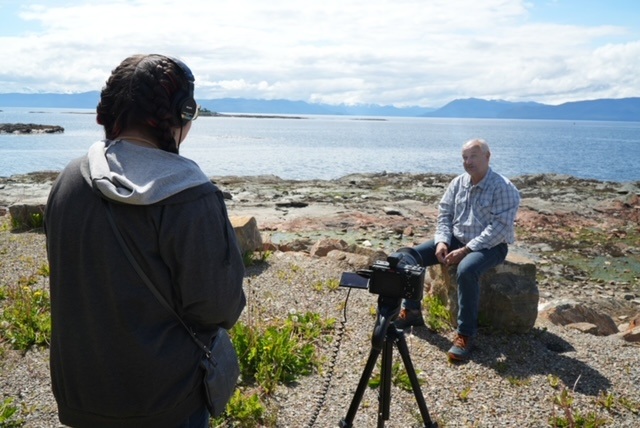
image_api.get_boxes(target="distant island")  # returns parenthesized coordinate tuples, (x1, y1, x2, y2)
(0, 92, 638, 121)
(0, 123, 64, 134)
(198, 108, 387, 121)
(199, 108, 305, 120)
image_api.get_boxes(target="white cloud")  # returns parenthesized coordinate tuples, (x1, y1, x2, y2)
(0, 0, 638, 107)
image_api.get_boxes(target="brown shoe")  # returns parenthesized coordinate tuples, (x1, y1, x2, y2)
(447, 334, 474, 361)
(394, 308, 425, 329)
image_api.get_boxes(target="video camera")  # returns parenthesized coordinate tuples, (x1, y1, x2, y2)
(340, 247, 425, 301)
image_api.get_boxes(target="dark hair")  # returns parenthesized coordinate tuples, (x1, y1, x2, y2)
(96, 54, 194, 154)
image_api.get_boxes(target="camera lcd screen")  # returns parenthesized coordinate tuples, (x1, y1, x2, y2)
(339, 272, 369, 289)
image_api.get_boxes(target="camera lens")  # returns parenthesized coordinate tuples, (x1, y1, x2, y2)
(390, 247, 423, 267)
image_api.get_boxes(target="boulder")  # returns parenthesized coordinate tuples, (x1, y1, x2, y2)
(310, 238, 349, 257)
(261, 236, 279, 252)
(229, 216, 263, 254)
(621, 325, 640, 343)
(326, 250, 370, 270)
(8, 204, 45, 229)
(427, 253, 538, 333)
(566, 322, 600, 335)
(321, 243, 388, 270)
(278, 238, 313, 253)
(629, 313, 640, 329)
(538, 300, 618, 336)
(350, 246, 388, 267)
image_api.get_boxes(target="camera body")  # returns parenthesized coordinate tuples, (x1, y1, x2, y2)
(369, 259, 425, 301)
(340, 247, 425, 301)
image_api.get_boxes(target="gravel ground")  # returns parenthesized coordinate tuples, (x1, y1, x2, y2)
(1, 172, 639, 427)
(1, 228, 639, 427)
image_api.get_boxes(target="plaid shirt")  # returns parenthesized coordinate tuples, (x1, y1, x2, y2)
(434, 168, 520, 251)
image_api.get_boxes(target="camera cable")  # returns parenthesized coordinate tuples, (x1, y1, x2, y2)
(304, 287, 352, 428)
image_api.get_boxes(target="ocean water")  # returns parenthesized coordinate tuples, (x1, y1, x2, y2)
(1, 107, 639, 182)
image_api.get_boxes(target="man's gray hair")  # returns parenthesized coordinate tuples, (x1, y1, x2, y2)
(463, 138, 490, 154)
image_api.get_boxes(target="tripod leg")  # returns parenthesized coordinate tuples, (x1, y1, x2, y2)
(339, 346, 382, 428)
(377, 337, 394, 427)
(395, 332, 436, 427)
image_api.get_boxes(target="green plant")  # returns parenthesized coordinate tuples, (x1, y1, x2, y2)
(0, 397, 24, 427)
(0, 280, 51, 351)
(368, 305, 377, 317)
(507, 376, 530, 387)
(368, 361, 423, 392)
(594, 391, 640, 416)
(212, 389, 267, 427)
(36, 262, 50, 277)
(423, 295, 453, 332)
(457, 386, 472, 402)
(231, 311, 332, 394)
(242, 250, 273, 267)
(287, 310, 335, 339)
(31, 212, 44, 228)
(618, 396, 640, 414)
(596, 392, 616, 412)
(312, 278, 340, 292)
(10, 212, 44, 231)
(548, 374, 561, 389)
(326, 278, 340, 291)
(549, 387, 609, 427)
(242, 251, 254, 266)
(275, 264, 301, 283)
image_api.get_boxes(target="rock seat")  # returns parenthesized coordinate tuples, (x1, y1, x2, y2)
(427, 253, 538, 333)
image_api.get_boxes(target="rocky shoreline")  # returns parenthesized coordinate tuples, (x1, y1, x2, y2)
(1, 170, 639, 320)
(1, 171, 639, 427)
(225, 173, 639, 302)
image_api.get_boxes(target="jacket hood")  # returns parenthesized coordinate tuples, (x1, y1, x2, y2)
(87, 139, 211, 205)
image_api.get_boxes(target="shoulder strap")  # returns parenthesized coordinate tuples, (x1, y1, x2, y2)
(103, 200, 212, 357)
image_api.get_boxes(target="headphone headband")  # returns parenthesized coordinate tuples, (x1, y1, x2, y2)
(164, 55, 194, 83)
(152, 54, 197, 125)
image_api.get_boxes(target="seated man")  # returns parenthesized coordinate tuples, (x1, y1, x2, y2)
(395, 138, 520, 361)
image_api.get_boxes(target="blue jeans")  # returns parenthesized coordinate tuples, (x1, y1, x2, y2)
(403, 238, 508, 337)
(175, 405, 210, 428)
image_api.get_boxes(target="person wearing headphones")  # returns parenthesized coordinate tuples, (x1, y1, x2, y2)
(45, 54, 246, 427)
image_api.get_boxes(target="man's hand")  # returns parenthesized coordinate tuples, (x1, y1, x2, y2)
(444, 246, 471, 266)
(435, 242, 449, 264)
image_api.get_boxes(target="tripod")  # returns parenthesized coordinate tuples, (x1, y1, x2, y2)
(339, 295, 437, 428)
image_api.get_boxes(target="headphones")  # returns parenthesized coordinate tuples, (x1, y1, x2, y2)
(158, 55, 198, 126)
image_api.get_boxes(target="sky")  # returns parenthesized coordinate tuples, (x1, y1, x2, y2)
(0, 0, 638, 108)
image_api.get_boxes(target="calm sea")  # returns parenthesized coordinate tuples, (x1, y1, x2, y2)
(1, 107, 639, 182)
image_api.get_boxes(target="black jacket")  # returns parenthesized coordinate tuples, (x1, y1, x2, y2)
(45, 144, 246, 428)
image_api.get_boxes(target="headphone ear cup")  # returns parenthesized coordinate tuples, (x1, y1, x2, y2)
(171, 90, 197, 126)
(180, 97, 198, 125)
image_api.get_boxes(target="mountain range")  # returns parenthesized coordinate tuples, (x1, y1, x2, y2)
(0, 92, 638, 121)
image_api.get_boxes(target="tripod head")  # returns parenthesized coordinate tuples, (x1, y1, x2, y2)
(372, 295, 403, 350)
